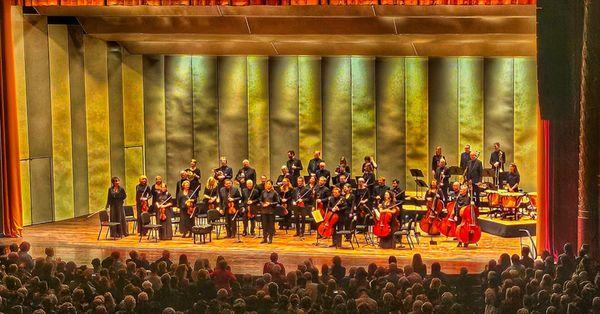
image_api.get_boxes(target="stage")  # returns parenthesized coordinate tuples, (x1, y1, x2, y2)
(1, 213, 532, 276)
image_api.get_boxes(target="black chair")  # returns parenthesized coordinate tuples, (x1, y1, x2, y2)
(355, 214, 375, 246)
(207, 209, 227, 239)
(394, 217, 415, 249)
(124, 205, 137, 234)
(98, 210, 121, 240)
(139, 212, 161, 243)
(172, 208, 181, 234)
(336, 219, 360, 249)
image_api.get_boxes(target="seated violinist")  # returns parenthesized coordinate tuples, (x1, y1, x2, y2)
(504, 163, 520, 192)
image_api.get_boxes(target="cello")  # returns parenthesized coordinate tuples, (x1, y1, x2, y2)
(318, 196, 343, 238)
(440, 200, 457, 237)
(373, 200, 402, 238)
(419, 182, 443, 235)
(456, 183, 482, 246)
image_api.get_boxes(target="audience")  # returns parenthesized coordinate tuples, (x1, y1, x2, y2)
(0, 241, 596, 313)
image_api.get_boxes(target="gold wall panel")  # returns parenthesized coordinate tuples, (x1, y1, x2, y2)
(298, 56, 322, 167)
(125, 147, 144, 205)
(122, 53, 144, 147)
(428, 58, 458, 166)
(247, 56, 270, 178)
(405, 57, 429, 186)
(142, 55, 167, 179)
(20, 160, 31, 226)
(351, 57, 376, 177)
(107, 43, 125, 183)
(484, 58, 514, 165)
(458, 57, 484, 154)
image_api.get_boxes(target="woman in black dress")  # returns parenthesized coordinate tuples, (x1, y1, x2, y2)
(278, 178, 294, 230)
(178, 180, 197, 238)
(135, 175, 151, 235)
(105, 177, 127, 238)
(155, 184, 173, 240)
(202, 177, 219, 214)
(377, 190, 399, 249)
(151, 176, 164, 214)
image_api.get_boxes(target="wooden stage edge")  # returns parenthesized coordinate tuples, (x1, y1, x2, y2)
(1, 214, 533, 276)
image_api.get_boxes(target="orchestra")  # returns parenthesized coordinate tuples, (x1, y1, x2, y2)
(121, 141, 533, 250)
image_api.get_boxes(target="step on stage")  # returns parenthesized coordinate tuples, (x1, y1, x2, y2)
(0, 213, 532, 276)
(478, 216, 536, 238)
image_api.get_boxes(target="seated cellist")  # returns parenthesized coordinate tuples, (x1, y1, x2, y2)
(377, 190, 399, 249)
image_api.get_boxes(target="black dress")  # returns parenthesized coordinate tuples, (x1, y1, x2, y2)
(106, 186, 127, 237)
(155, 192, 173, 240)
(178, 190, 196, 235)
(135, 184, 152, 234)
(202, 187, 219, 214)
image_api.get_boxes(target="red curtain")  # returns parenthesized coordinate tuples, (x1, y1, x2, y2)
(0, 1, 23, 237)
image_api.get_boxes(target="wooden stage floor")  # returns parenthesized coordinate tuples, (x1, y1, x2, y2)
(1, 214, 531, 276)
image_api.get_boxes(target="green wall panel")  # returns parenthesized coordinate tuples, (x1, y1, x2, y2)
(48, 24, 74, 221)
(12, 7, 28, 160)
(218, 57, 248, 170)
(122, 54, 144, 147)
(376, 57, 406, 185)
(513, 58, 538, 192)
(30, 158, 53, 224)
(458, 58, 484, 155)
(20, 160, 31, 226)
(67, 25, 89, 217)
(107, 43, 125, 185)
(269, 57, 299, 178)
(247, 56, 270, 178)
(351, 57, 376, 177)
(125, 147, 144, 205)
(484, 58, 514, 166)
(143, 55, 167, 180)
(84, 36, 111, 212)
(192, 56, 218, 181)
(23, 15, 52, 158)
(428, 58, 458, 167)
(322, 57, 352, 169)
(298, 56, 322, 167)
(165, 56, 194, 187)
(405, 57, 429, 186)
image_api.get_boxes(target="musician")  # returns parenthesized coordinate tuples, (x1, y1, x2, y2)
(105, 177, 127, 238)
(448, 182, 461, 201)
(354, 178, 371, 221)
(505, 163, 520, 192)
(236, 159, 256, 189)
(431, 146, 445, 177)
(373, 177, 390, 206)
(257, 175, 268, 193)
(135, 175, 151, 235)
(308, 151, 323, 176)
(242, 179, 260, 236)
(151, 176, 164, 213)
(390, 179, 405, 214)
(314, 176, 331, 211)
(278, 178, 295, 230)
(464, 151, 483, 206)
(460, 145, 471, 170)
(186, 159, 202, 191)
(327, 186, 348, 247)
(362, 163, 376, 193)
(377, 190, 399, 249)
(293, 176, 312, 237)
(425, 180, 443, 204)
(177, 180, 197, 238)
(276, 166, 292, 187)
(286, 150, 303, 187)
(490, 142, 506, 186)
(341, 183, 356, 232)
(155, 183, 173, 240)
(333, 157, 351, 185)
(335, 174, 349, 189)
(219, 179, 242, 238)
(215, 157, 233, 187)
(455, 185, 471, 247)
(434, 159, 451, 201)
(202, 177, 219, 214)
(261, 180, 280, 244)
(361, 156, 378, 174)
(175, 171, 188, 199)
(315, 162, 331, 187)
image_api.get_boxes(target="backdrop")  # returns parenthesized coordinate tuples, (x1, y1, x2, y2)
(12, 12, 538, 225)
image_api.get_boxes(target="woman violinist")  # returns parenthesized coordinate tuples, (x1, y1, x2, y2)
(151, 176, 164, 213)
(202, 177, 219, 214)
(278, 178, 295, 230)
(178, 180, 197, 238)
(155, 183, 173, 240)
(135, 175, 151, 235)
(376, 190, 399, 249)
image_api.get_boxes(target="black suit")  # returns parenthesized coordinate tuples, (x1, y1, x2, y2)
(464, 159, 483, 206)
(286, 158, 303, 186)
(235, 167, 256, 186)
(219, 186, 242, 237)
(315, 169, 331, 187)
(308, 158, 323, 175)
(460, 152, 471, 170)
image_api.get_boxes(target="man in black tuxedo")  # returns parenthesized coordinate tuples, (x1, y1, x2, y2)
(460, 145, 471, 170)
(464, 151, 483, 206)
(286, 150, 303, 187)
(315, 162, 331, 187)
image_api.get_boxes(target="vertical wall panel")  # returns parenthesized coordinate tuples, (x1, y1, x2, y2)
(20, 161, 31, 226)
(513, 58, 538, 191)
(122, 53, 144, 199)
(458, 58, 484, 155)
(351, 57, 376, 176)
(269, 57, 298, 177)
(298, 56, 322, 167)
(48, 24, 74, 221)
(192, 56, 218, 181)
(165, 56, 194, 188)
(68, 25, 89, 217)
(30, 158, 53, 224)
(428, 58, 458, 167)
(11, 7, 28, 159)
(484, 58, 515, 166)
(107, 43, 125, 185)
(247, 56, 269, 178)
(376, 57, 406, 186)
(322, 57, 352, 168)
(143, 55, 167, 180)
(405, 58, 429, 186)
(218, 57, 248, 170)
(84, 36, 111, 211)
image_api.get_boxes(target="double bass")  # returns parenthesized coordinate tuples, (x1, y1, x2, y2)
(318, 197, 343, 238)
(420, 183, 443, 235)
(440, 200, 457, 237)
(456, 183, 482, 245)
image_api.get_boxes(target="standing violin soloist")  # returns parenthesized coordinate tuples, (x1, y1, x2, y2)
(105, 177, 127, 238)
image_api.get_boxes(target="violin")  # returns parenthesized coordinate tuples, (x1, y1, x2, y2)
(373, 201, 401, 238)
(246, 187, 257, 219)
(456, 184, 482, 245)
(317, 197, 343, 238)
(157, 195, 172, 222)
(227, 189, 237, 215)
(419, 186, 443, 235)
(139, 185, 150, 213)
(186, 185, 202, 216)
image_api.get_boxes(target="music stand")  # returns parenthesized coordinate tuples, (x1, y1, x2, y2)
(415, 179, 428, 197)
(410, 168, 425, 195)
